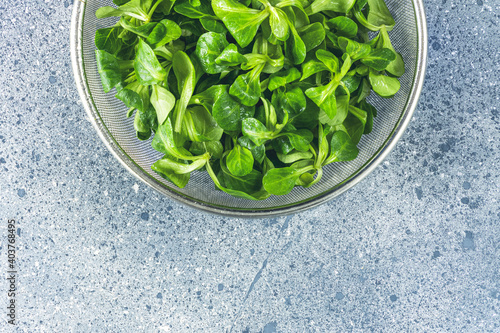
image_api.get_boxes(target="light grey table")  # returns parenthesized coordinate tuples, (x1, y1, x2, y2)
(1, 0, 499, 331)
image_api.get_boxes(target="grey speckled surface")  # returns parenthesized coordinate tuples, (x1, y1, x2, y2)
(0, 0, 499, 332)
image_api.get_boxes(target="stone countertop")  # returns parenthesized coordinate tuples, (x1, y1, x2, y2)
(0, 0, 498, 331)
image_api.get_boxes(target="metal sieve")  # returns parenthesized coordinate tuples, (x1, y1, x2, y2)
(70, 0, 427, 217)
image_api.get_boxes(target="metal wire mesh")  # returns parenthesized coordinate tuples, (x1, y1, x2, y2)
(72, 0, 427, 215)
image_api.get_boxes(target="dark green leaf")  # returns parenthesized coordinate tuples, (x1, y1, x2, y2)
(341, 71, 361, 94)
(220, 159, 262, 193)
(318, 94, 349, 126)
(337, 37, 371, 61)
(343, 112, 364, 144)
(179, 19, 205, 36)
(316, 49, 339, 73)
(268, 67, 301, 91)
(308, 13, 328, 27)
(134, 109, 152, 140)
(272, 86, 307, 121)
(285, 27, 307, 65)
(116, 41, 137, 60)
(189, 141, 224, 159)
(152, 157, 191, 188)
(95, 27, 122, 54)
(263, 167, 299, 195)
(272, 136, 294, 155)
(327, 16, 357, 38)
(269, 7, 290, 41)
(206, 159, 270, 200)
(195, 32, 229, 74)
(156, 0, 176, 15)
(215, 44, 247, 67)
(238, 136, 266, 164)
(154, 156, 209, 176)
(134, 39, 167, 85)
(212, 0, 270, 47)
(305, 80, 338, 119)
(95, 50, 123, 93)
(242, 118, 274, 146)
(348, 105, 368, 126)
(358, 99, 376, 134)
(262, 165, 314, 195)
(368, 70, 400, 97)
(115, 81, 149, 112)
(297, 22, 326, 52)
(376, 26, 405, 76)
(119, 17, 157, 37)
(282, 129, 314, 151)
(152, 118, 198, 160)
(229, 69, 262, 106)
(277, 150, 314, 164)
(355, 78, 371, 103)
(146, 19, 182, 48)
(325, 130, 359, 163)
(189, 0, 201, 7)
(190, 84, 226, 110)
(172, 51, 196, 132)
(353, 0, 395, 32)
(288, 6, 310, 29)
(227, 145, 254, 176)
(291, 98, 320, 129)
(183, 106, 224, 142)
(174, 0, 215, 18)
(96, 0, 150, 22)
(140, 104, 159, 132)
(305, 0, 356, 15)
(325, 31, 339, 49)
(360, 48, 396, 71)
(200, 17, 228, 33)
(247, 36, 285, 74)
(151, 84, 176, 125)
(300, 59, 329, 81)
(212, 87, 255, 131)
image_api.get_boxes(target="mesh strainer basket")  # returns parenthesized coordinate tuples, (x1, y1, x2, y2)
(70, 0, 427, 217)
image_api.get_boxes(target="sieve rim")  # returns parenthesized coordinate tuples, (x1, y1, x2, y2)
(70, 1, 428, 218)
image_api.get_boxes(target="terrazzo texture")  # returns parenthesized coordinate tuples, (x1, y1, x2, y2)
(0, 0, 499, 331)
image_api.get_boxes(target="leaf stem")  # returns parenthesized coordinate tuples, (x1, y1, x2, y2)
(147, 0, 165, 19)
(304, 167, 323, 187)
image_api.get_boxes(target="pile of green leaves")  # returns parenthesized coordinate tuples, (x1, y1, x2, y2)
(94, 0, 404, 199)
